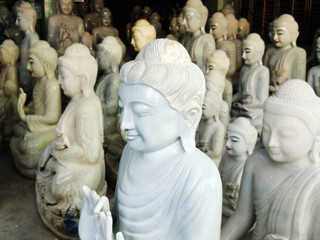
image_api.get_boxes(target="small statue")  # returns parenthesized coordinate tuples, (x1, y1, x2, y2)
(221, 3, 235, 16)
(81, 31, 95, 56)
(79, 39, 222, 240)
(264, 14, 306, 93)
(237, 18, 250, 40)
(92, 7, 119, 48)
(15, 1, 39, 97)
(0, 40, 19, 142)
(307, 36, 320, 96)
(219, 117, 257, 225)
(131, 19, 156, 52)
(166, 16, 178, 41)
(96, 36, 125, 189)
(36, 44, 107, 239)
(84, 0, 104, 32)
(10, 41, 61, 179)
(221, 80, 320, 239)
(182, 0, 216, 74)
(232, 33, 269, 136)
(0, 5, 22, 45)
(47, 0, 85, 51)
(209, 12, 237, 82)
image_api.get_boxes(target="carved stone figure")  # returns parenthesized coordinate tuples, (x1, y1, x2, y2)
(81, 31, 95, 56)
(232, 33, 269, 136)
(125, 5, 141, 44)
(92, 8, 119, 48)
(131, 19, 156, 52)
(237, 18, 250, 40)
(96, 36, 125, 189)
(79, 39, 222, 240)
(219, 117, 257, 225)
(221, 80, 320, 240)
(15, 1, 39, 97)
(307, 36, 320, 96)
(0, 5, 22, 45)
(182, 0, 216, 74)
(221, 4, 235, 16)
(0, 40, 19, 142)
(264, 14, 306, 93)
(141, 6, 152, 20)
(47, 0, 84, 52)
(10, 41, 61, 179)
(84, 0, 104, 33)
(150, 12, 164, 38)
(176, 13, 188, 43)
(209, 12, 237, 82)
(166, 17, 178, 41)
(36, 44, 107, 239)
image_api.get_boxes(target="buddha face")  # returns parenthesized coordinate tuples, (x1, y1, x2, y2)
(271, 25, 293, 48)
(58, 65, 82, 98)
(209, 21, 224, 40)
(119, 83, 181, 152)
(27, 53, 45, 78)
(15, 12, 29, 32)
(242, 44, 260, 66)
(131, 30, 145, 52)
(169, 17, 177, 35)
(316, 37, 320, 63)
(60, 0, 73, 15)
(101, 10, 111, 27)
(93, 0, 104, 13)
(201, 93, 220, 120)
(225, 131, 248, 157)
(183, 7, 201, 34)
(263, 111, 314, 163)
(176, 15, 186, 35)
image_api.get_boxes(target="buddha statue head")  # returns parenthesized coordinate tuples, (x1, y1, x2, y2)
(183, 0, 208, 34)
(225, 13, 238, 39)
(141, 6, 152, 20)
(271, 14, 299, 48)
(27, 41, 58, 79)
(226, 117, 257, 157)
(78, 2, 89, 18)
(100, 7, 113, 27)
(221, 3, 235, 16)
(209, 12, 228, 41)
(119, 39, 205, 152)
(91, 0, 104, 14)
(56, 0, 73, 15)
(242, 33, 265, 66)
(169, 17, 178, 36)
(130, 5, 141, 23)
(97, 36, 122, 73)
(131, 19, 156, 52)
(263, 79, 320, 163)
(202, 89, 222, 121)
(316, 37, 320, 63)
(206, 49, 230, 83)
(237, 18, 250, 40)
(58, 44, 97, 98)
(176, 13, 186, 36)
(15, 2, 37, 33)
(0, 40, 19, 66)
(0, 5, 11, 28)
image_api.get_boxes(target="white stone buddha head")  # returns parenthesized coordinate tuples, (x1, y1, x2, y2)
(225, 13, 238, 39)
(237, 18, 250, 40)
(119, 39, 205, 152)
(206, 49, 230, 87)
(97, 36, 122, 73)
(209, 12, 228, 41)
(242, 33, 265, 66)
(15, 2, 37, 32)
(0, 39, 19, 66)
(131, 19, 156, 52)
(183, 0, 208, 34)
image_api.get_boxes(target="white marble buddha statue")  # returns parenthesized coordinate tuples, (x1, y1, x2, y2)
(264, 14, 306, 93)
(47, 0, 84, 51)
(237, 18, 250, 40)
(15, 1, 39, 96)
(221, 79, 320, 240)
(10, 41, 61, 179)
(232, 33, 269, 137)
(219, 117, 257, 226)
(36, 44, 107, 239)
(182, 0, 216, 74)
(84, 0, 104, 32)
(307, 36, 320, 96)
(131, 19, 156, 52)
(209, 12, 237, 82)
(79, 39, 222, 240)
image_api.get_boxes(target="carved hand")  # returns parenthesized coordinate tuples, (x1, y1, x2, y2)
(17, 88, 27, 121)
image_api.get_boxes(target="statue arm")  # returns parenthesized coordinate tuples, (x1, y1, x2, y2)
(105, 77, 121, 116)
(293, 49, 307, 80)
(307, 68, 315, 87)
(226, 45, 237, 78)
(210, 125, 225, 159)
(255, 68, 270, 105)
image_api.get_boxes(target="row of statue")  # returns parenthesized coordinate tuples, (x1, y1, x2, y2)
(0, 0, 320, 239)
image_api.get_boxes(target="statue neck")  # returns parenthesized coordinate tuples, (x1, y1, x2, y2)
(231, 153, 248, 162)
(192, 29, 202, 38)
(25, 26, 35, 35)
(278, 44, 293, 51)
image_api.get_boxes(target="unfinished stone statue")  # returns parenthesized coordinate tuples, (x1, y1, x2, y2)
(182, 0, 216, 74)
(264, 14, 306, 93)
(92, 8, 119, 47)
(15, 1, 39, 96)
(84, 0, 104, 32)
(0, 5, 22, 45)
(79, 39, 222, 240)
(81, 31, 95, 56)
(219, 117, 257, 226)
(47, 0, 84, 51)
(36, 44, 107, 239)
(131, 19, 156, 52)
(10, 41, 61, 179)
(209, 12, 236, 82)
(232, 33, 269, 136)
(0, 40, 19, 142)
(307, 36, 320, 96)
(237, 18, 250, 40)
(96, 36, 125, 189)
(221, 79, 320, 240)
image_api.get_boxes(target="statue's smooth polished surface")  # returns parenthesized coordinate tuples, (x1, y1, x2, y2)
(79, 39, 222, 240)
(36, 44, 107, 239)
(307, 36, 320, 96)
(131, 19, 156, 52)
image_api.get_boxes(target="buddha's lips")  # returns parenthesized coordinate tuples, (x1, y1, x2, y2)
(274, 41, 280, 43)
(226, 147, 231, 151)
(29, 70, 33, 74)
(243, 59, 247, 61)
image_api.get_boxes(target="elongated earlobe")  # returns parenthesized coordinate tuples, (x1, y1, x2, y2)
(310, 135, 320, 163)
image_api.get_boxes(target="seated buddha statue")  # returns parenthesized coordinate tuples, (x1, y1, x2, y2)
(10, 41, 61, 179)
(36, 44, 107, 239)
(307, 36, 320, 96)
(222, 80, 320, 240)
(79, 39, 222, 240)
(84, 0, 104, 33)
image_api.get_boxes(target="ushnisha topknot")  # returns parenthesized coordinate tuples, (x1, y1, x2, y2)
(264, 79, 320, 134)
(120, 39, 205, 113)
(227, 117, 257, 146)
